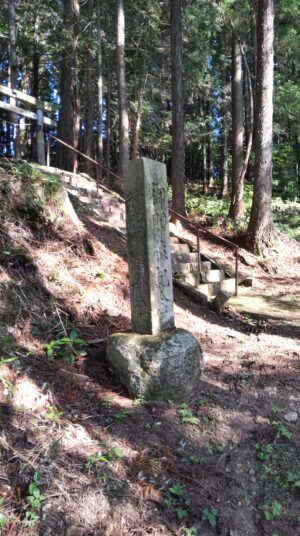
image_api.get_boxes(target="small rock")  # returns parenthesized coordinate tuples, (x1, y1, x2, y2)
(249, 469, 255, 476)
(250, 476, 256, 483)
(284, 411, 298, 423)
(152, 421, 162, 433)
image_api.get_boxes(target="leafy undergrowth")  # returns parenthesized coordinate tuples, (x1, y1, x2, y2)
(185, 184, 300, 241)
(0, 161, 300, 535)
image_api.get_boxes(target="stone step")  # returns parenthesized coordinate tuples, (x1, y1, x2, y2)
(78, 194, 94, 205)
(200, 269, 225, 284)
(189, 252, 200, 263)
(220, 278, 236, 294)
(170, 236, 180, 244)
(197, 278, 236, 297)
(173, 278, 208, 306)
(176, 272, 200, 286)
(171, 243, 190, 254)
(172, 252, 191, 263)
(172, 262, 191, 275)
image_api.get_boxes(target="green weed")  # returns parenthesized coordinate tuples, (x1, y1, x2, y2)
(169, 482, 184, 497)
(263, 499, 282, 521)
(95, 270, 107, 280)
(285, 470, 300, 490)
(101, 396, 113, 408)
(180, 528, 197, 536)
(176, 507, 188, 520)
(45, 329, 87, 366)
(85, 446, 123, 471)
(110, 409, 132, 424)
(22, 470, 45, 528)
(50, 437, 62, 457)
(272, 421, 293, 440)
(202, 506, 218, 529)
(164, 482, 191, 521)
(178, 404, 199, 425)
(0, 497, 6, 528)
(46, 405, 64, 422)
(257, 444, 273, 461)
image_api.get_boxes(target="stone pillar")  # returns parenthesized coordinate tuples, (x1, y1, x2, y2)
(124, 158, 174, 335)
(106, 158, 203, 402)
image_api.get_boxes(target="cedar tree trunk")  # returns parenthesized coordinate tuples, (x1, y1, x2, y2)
(170, 0, 186, 219)
(246, 0, 276, 255)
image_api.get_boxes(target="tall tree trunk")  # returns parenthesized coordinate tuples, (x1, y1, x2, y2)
(132, 52, 148, 160)
(97, 0, 103, 180)
(30, 45, 39, 161)
(106, 80, 111, 176)
(116, 0, 130, 177)
(246, 0, 276, 255)
(170, 0, 186, 219)
(229, 36, 244, 220)
(202, 140, 208, 194)
(295, 134, 300, 186)
(8, 0, 17, 157)
(220, 130, 228, 199)
(207, 134, 213, 189)
(85, 0, 94, 176)
(56, 0, 80, 173)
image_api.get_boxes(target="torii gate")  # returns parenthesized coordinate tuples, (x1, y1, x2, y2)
(0, 84, 59, 165)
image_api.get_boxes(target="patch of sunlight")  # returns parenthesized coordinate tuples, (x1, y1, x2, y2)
(13, 377, 49, 411)
(61, 422, 99, 455)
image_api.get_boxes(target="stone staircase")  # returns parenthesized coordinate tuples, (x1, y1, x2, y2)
(170, 236, 237, 308)
(35, 164, 244, 310)
(38, 166, 127, 231)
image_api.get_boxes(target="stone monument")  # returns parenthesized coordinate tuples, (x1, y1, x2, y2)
(106, 158, 203, 402)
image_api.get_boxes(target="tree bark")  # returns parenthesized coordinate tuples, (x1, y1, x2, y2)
(85, 0, 94, 176)
(202, 140, 208, 194)
(116, 0, 130, 178)
(132, 52, 148, 160)
(170, 0, 186, 219)
(207, 133, 213, 189)
(56, 0, 80, 173)
(220, 119, 229, 198)
(30, 45, 39, 161)
(229, 35, 244, 220)
(84, 0, 95, 175)
(106, 80, 111, 177)
(295, 134, 300, 186)
(246, 0, 276, 255)
(96, 0, 103, 180)
(8, 0, 17, 157)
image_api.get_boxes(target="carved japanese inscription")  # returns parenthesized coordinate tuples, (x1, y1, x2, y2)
(124, 158, 174, 335)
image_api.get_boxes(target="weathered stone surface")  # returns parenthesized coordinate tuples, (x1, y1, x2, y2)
(106, 328, 203, 402)
(174, 279, 208, 305)
(210, 291, 231, 313)
(200, 269, 225, 283)
(124, 158, 174, 335)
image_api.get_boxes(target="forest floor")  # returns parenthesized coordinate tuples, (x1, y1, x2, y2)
(0, 164, 300, 536)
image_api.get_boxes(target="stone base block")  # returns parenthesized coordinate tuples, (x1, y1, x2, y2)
(106, 328, 203, 402)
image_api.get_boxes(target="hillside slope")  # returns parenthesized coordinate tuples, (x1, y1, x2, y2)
(0, 161, 299, 536)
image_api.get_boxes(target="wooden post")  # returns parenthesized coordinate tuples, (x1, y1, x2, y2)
(36, 106, 45, 165)
(46, 139, 50, 167)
